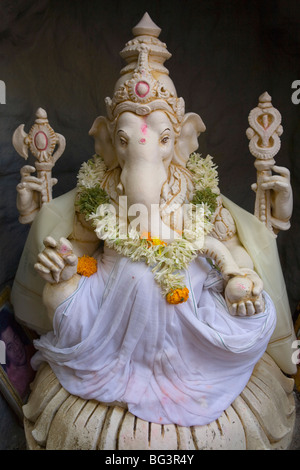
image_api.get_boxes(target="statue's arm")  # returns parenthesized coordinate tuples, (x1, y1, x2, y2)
(210, 198, 253, 268)
(209, 198, 265, 316)
(68, 209, 100, 257)
(35, 211, 100, 324)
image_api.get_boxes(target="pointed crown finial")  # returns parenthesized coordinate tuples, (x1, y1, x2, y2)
(132, 12, 161, 38)
(104, 14, 185, 132)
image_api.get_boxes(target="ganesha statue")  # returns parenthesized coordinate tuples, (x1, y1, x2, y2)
(11, 14, 296, 450)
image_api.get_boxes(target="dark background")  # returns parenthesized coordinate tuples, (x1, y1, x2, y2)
(0, 0, 300, 313)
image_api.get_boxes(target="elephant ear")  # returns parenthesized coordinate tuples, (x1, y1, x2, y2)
(89, 116, 118, 170)
(173, 113, 206, 166)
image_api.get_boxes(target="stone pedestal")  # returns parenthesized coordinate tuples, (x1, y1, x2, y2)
(22, 353, 295, 450)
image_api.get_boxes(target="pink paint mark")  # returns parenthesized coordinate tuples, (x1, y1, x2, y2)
(59, 244, 69, 254)
(237, 283, 246, 290)
(141, 122, 148, 135)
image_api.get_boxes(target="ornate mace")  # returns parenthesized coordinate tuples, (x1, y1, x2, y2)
(246, 92, 283, 234)
(13, 108, 65, 221)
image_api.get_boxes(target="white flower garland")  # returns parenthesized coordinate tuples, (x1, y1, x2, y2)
(187, 153, 220, 195)
(77, 155, 107, 189)
(76, 153, 219, 302)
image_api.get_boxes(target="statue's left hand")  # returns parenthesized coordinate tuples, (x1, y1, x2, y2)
(224, 269, 264, 316)
(252, 165, 293, 223)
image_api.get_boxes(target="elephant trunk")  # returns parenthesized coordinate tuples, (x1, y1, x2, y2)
(120, 161, 167, 238)
(201, 235, 243, 280)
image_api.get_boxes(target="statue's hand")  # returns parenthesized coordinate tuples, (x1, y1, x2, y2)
(17, 165, 57, 223)
(224, 269, 264, 316)
(17, 165, 45, 212)
(252, 165, 293, 223)
(34, 236, 78, 284)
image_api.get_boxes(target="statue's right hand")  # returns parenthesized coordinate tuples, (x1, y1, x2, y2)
(34, 236, 78, 284)
(17, 165, 45, 214)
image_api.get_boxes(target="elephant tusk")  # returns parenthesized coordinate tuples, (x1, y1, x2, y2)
(116, 182, 124, 195)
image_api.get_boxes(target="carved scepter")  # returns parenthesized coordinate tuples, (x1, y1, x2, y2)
(246, 92, 283, 234)
(13, 108, 65, 219)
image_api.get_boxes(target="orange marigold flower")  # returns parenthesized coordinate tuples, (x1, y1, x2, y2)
(166, 287, 189, 304)
(140, 231, 151, 241)
(151, 238, 167, 246)
(140, 233, 167, 248)
(77, 255, 97, 277)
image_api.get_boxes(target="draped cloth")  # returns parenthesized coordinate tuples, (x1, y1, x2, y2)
(11, 189, 296, 374)
(32, 247, 276, 427)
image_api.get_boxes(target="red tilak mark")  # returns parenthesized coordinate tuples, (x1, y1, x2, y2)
(141, 123, 147, 135)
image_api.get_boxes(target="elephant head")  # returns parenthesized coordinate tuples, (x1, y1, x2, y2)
(88, 13, 206, 238)
(89, 109, 205, 237)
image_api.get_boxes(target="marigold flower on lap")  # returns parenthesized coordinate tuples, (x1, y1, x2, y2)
(166, 287, 189, 304)
(77, 255, 97, 277)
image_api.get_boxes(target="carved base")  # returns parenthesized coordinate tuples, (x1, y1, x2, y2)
(22, 353, 295, 450)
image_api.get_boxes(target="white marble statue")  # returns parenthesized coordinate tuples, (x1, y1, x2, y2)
(11, 13, 296, 447)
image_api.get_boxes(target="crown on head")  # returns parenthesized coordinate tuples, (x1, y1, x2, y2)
(105, 13, 185, 130)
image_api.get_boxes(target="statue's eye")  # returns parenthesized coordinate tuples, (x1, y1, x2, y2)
(119, 136, 128, 146)
(161, 136, 170, 145)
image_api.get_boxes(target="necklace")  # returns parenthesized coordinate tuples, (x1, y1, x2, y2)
(76, 153, 219, 304)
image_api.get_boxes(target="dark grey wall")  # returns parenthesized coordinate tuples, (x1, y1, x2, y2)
(0, 0, 300, 312)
